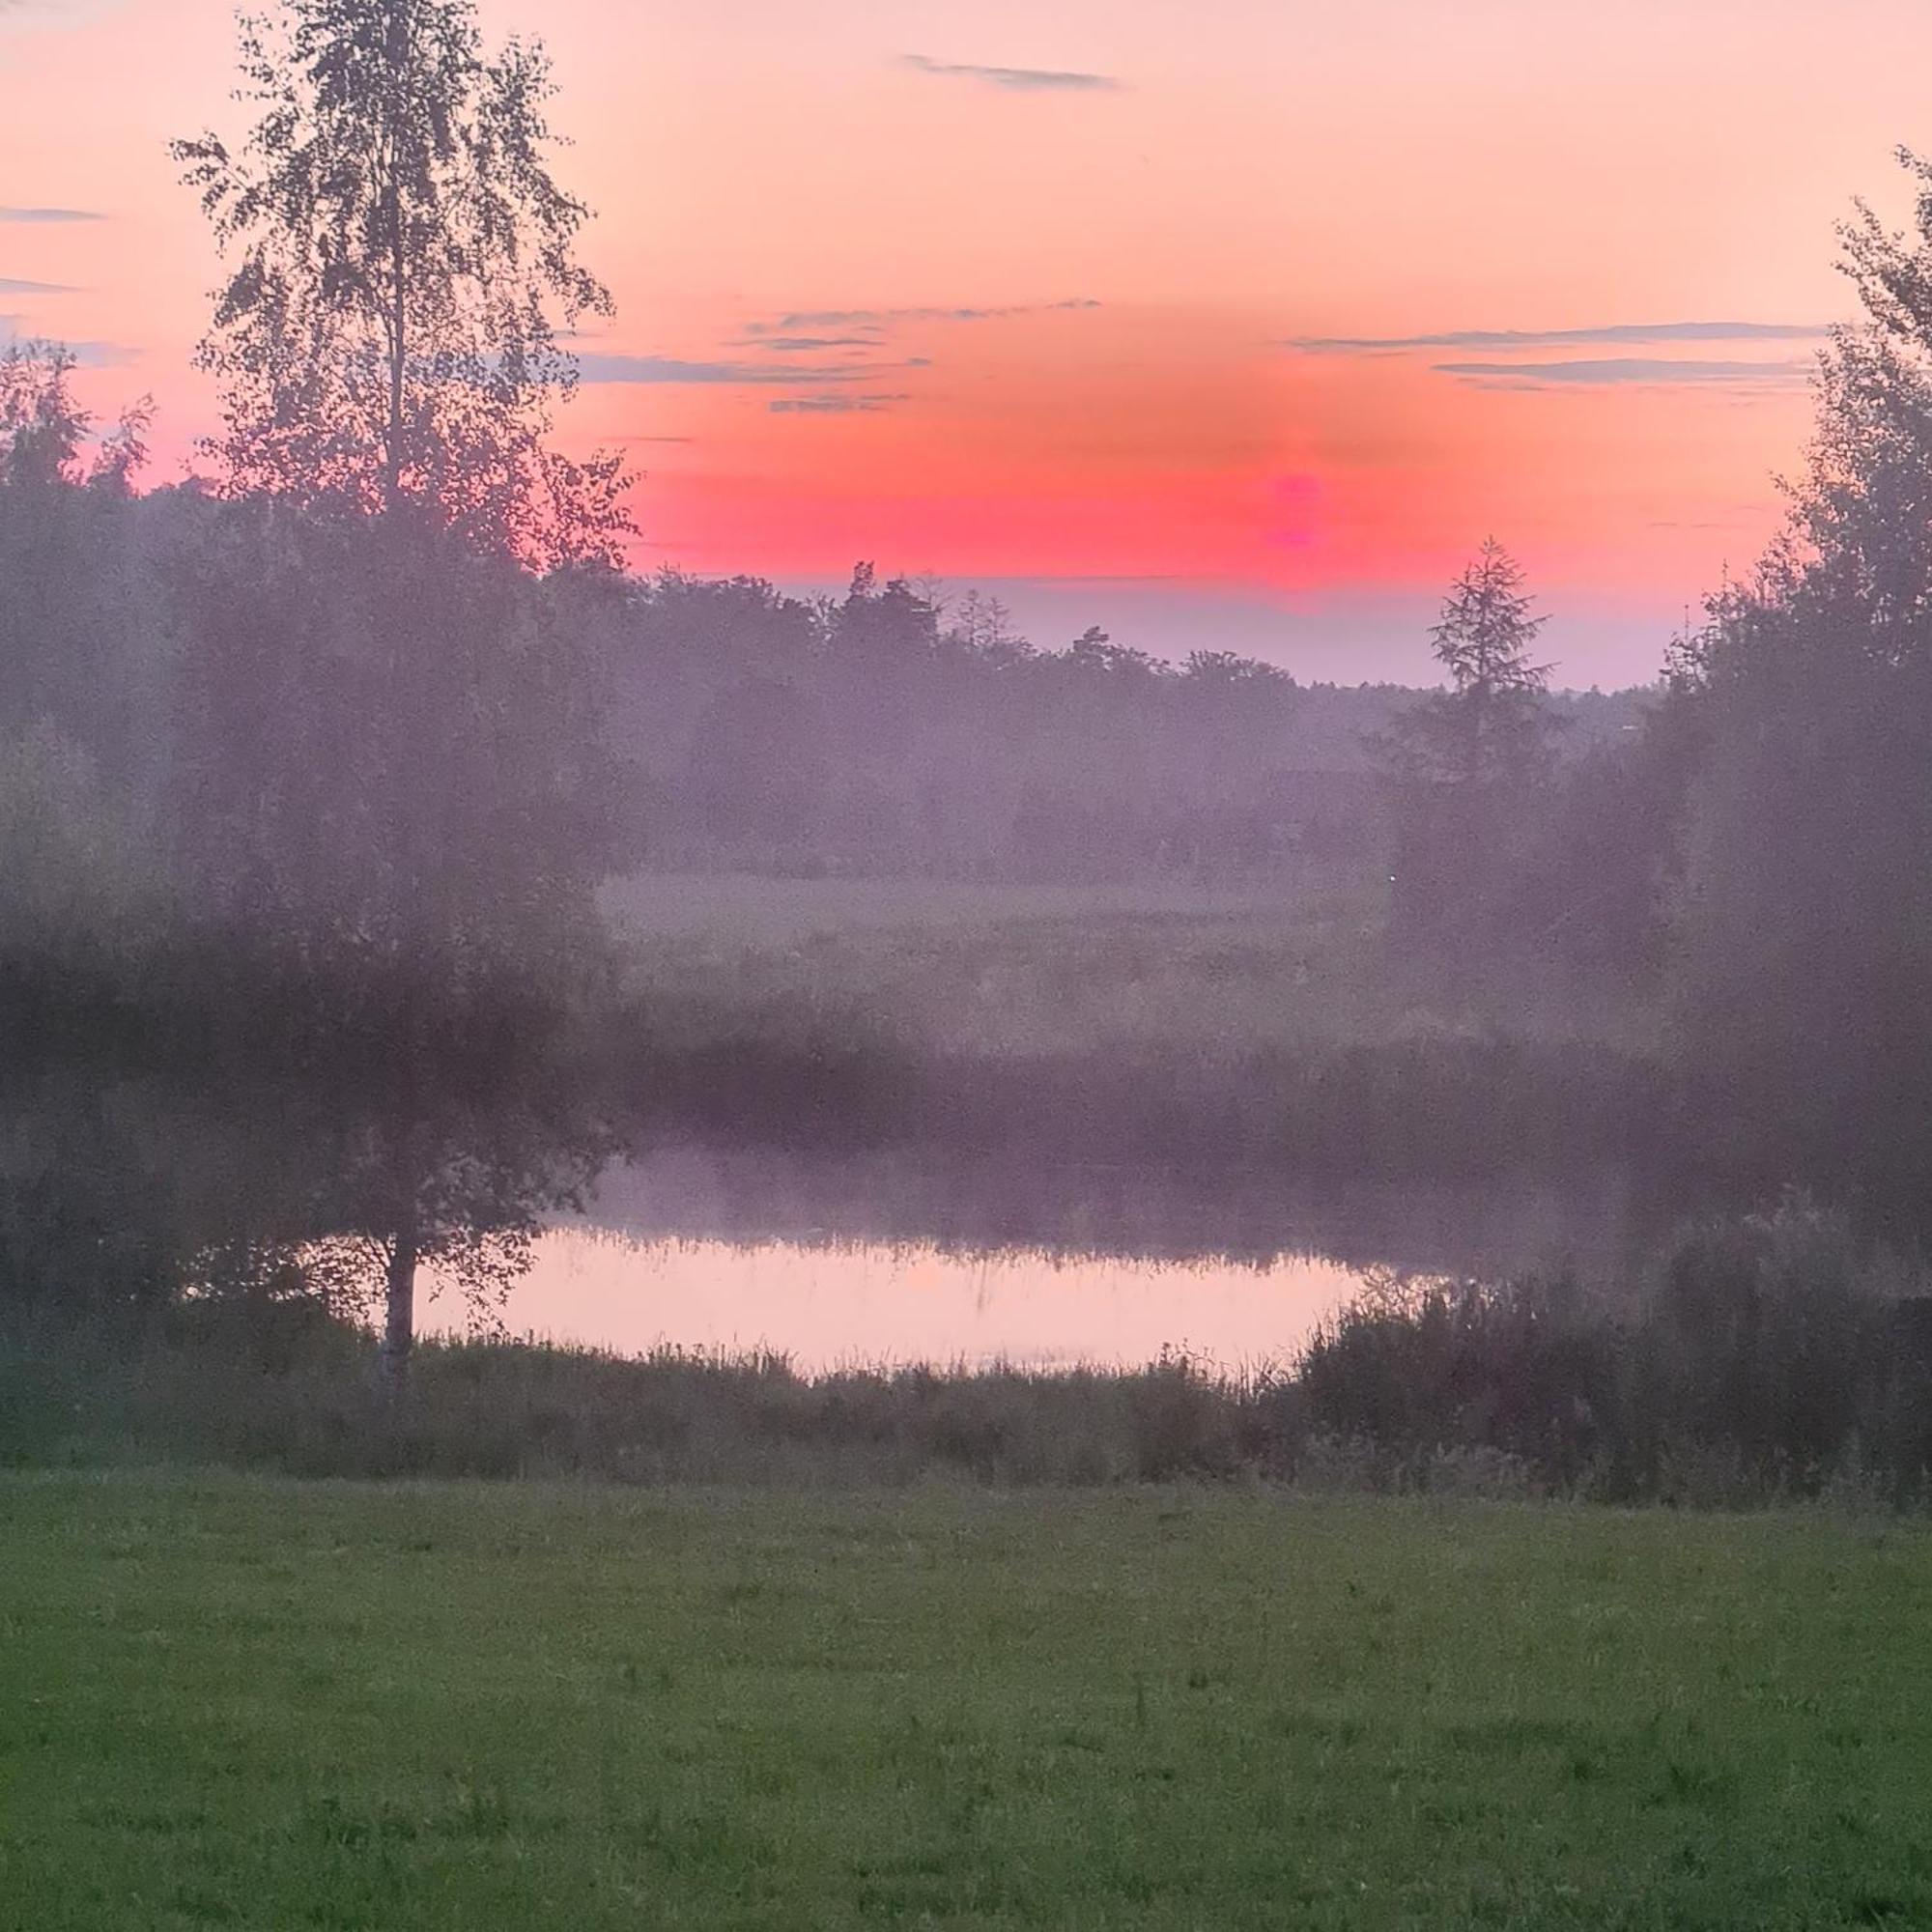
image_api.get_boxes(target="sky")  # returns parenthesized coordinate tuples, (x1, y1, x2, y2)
(4, 0, 1929, 684)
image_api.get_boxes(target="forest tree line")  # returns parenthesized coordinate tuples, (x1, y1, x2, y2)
(604, 564, 1643, 882)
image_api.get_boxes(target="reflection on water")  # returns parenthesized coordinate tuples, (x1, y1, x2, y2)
(469, 1229, 1370, 1373)
(431, 1145, 1653, 1372)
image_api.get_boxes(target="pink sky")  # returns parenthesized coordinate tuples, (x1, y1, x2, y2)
(4, 0, 1925, 681)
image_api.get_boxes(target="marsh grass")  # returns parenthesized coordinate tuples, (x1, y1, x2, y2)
(604, 875, 1668, 1179)
(0, 1310, 1281, 1487)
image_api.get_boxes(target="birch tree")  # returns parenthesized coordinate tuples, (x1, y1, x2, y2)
(174, 0, 629, 1380)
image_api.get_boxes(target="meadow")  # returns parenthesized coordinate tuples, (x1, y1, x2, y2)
(603, 869, 1402, 1057)
(3, 1472, 1929, 1930)
(602, 869, 1655, 1055)
(603, 871, 1671, 1181)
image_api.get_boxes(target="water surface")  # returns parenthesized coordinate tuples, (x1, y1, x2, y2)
(440, 1146, 1649, 1372)
(484, 1229, 1368, 1372)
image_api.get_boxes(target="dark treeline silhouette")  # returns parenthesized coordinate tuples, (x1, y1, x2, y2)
(608, 564, 1643, 883)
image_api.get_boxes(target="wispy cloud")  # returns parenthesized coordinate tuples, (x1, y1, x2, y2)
(761, 298, 1099, 332)
(0, 206, 105, 224)
(900, 52, 1121, 92)
(0, 275, 75, 295)
(1288, 321, 1831, 354)
(1646, 514, 1768, 529)
(0, 327, 132, 366)
(734, 333, 884, 353)
(1435, 357, 1813, 390)
(769, 393, 909, 414)
(577, 354, 876, 386)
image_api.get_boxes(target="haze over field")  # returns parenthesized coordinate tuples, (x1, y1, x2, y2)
(11, 0, 1932, 679)
(15, 4, 1932, 1924)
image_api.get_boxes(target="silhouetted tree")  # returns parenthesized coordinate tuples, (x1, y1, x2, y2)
(1379, 541, 1560, 942)
(1392, 539, 1555, 789)
(1673, 148, 1932, 1220)
(172, 0, 627, 561)
(173, 0, 630, 1378)
(0, 345, 157, 761)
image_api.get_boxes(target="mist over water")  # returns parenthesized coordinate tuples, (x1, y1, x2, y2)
(443, 1147, 1655, 1370)
(582, 1147, 1650, 1276)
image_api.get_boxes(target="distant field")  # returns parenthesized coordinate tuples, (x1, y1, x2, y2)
(601, 869, 1308, 945)
(592, 869, 1665, 1180)
(4, 1475, 1927, 1929)
(600, 868, 1655, 1065)
(604, 867, 1431, 1061)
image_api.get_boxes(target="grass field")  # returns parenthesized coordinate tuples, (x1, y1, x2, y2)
(602, 868, 1662, 1058)
(3, 1475, 1929, 1929)
(604, 868, 1402, 1059)
(594, 870, 1668, 1184)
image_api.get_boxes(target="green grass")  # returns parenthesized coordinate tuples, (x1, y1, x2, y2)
(4, 1474, 1929, 1929)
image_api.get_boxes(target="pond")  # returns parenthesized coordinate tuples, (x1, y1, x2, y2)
(484, 1228, 1368, 1373)
(435, 1147, 1651, 1373)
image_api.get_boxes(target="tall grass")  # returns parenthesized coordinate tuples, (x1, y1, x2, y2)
(600, 874, 1676, 1182)
(0, 1303, 1275, 1487)
(8, 1198, 1928, 1504)
(612, 983, 1667, 1179)
(1295, 1195, 1932, 1506)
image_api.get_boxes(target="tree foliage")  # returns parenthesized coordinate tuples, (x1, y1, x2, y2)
(1376, 541, 1565, 949)
(172, 0, 629, 565)
(164, 0, 633, 1373)
(1384, 538, 1556, 790)
(1670, 146, 1932, 1218)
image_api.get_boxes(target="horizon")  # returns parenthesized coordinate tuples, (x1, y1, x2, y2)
(7, 0, 1927, 681)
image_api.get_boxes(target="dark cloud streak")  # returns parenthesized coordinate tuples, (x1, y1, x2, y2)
(0, 327, 133, 367)
(770, 298, 1098, 330)
(768, 393, 909, 414)
(734, 333, 884, 352)
(577, 355, 875, 386)
(579, 353, 929, 389)
(900, 52, 1120, 92)
(1290, 321, 1831, 353)
(1436, 356, 1812, 389)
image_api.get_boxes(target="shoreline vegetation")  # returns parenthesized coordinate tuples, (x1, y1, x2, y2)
(8, 1194, 1929, 1508)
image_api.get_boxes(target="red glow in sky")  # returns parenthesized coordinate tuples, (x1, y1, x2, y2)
(6, 0, 1921, 681)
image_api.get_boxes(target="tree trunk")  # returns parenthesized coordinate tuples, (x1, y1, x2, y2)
(380, 1213, 418, 1389)
(386, 195, 406, 517)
